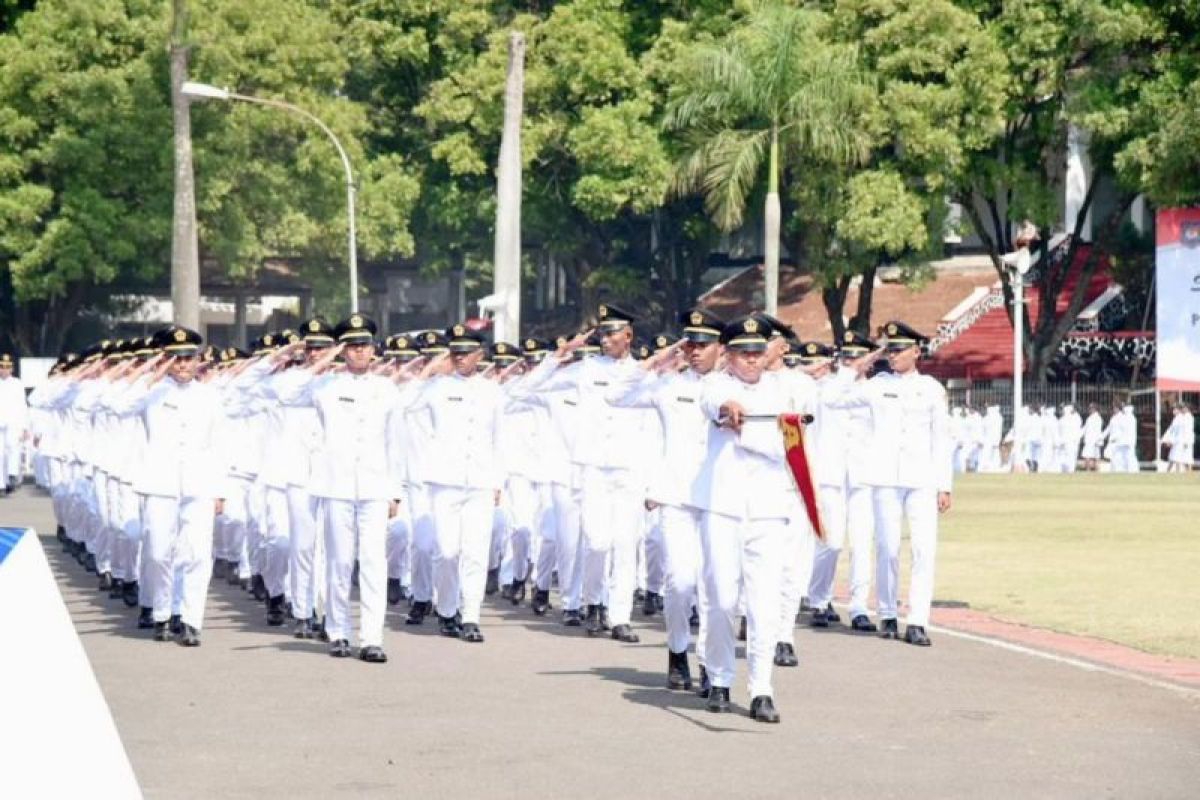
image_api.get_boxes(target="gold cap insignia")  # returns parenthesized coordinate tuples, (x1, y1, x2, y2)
(263, 335, 274, 346)
(525, 338, 536, 349)
(556, 336, 567, 347)
(806, 343, 817, 354)
(173, 329, 187, 343)
(656, 336, 667, 347)
(844, 331, 854, 343)
(496, 343, 508, 354)
(598, 304, 609, 319)
(350, 315, 363, 328)
(396, 337, 407, 348)
(453, 324, 465, 337)
(886, 323, 898, 336)
(744, 319, 759, 334)
(690, 311, 703, 325)
(425, 332, 436, 344)
(309, 321, 320, 332)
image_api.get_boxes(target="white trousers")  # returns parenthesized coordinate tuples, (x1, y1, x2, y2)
(112, 481, 142, 583)
(222, 476, 256, 579)
(323, 498, 387, 647)
(551, 482, 583, 610)
(643, 507, 665, 595)
(288, 486, 321, 619)
(142, 495, 215, 629)
(700, 511, 785, 698)
(262, 486, 291, 599)
(1110, 445, 1138, 473)
(777, 514, 816, 646)
(873, 486, 938, 626)
(660, 504, 704, 659)
(808, 481, 873, 616)
(429, 484, 494, 625)
(580, 467, 643, 626)
(408, 486, 435, 604)
(1, 425, 20, 480)
(505, 476, 543, 584)
(386, 499, 411, 585)
(532, 482, 559, 592)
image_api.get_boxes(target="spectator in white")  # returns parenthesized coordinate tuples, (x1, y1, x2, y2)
(1162, 404, 1195, 473)
(1056, 404, 1083, 473)
(1080, 402, 1104, 471)
(979, 405, 1004, 472)
(1103, 402, 1138, 473)
(950, 407, 967, 473)
(964, 406, 985, 472)
(1039, 405, 1060, 472)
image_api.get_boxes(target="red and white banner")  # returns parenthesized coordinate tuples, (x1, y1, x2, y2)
(778, 414, 825, 541)
(1156, 208, 1200, 391)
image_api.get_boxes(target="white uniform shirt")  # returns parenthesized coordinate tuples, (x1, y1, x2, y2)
(402, 373, 505, 491)
(827, 367, 953, 493)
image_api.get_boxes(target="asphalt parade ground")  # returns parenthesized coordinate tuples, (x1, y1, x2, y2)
(8, 490, 1200, 800)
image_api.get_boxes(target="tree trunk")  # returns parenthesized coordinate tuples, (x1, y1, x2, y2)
(851, 262, 879, 334)
(763, 125, 781, 315)
(821, 274, 852, 342)
(170, 0, 201, 330)
(492, 31, 525, 341)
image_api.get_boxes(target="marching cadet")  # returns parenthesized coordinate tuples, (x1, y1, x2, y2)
(754, 315, 819, 668)
(511, 304, 650, 643)
(404, 330, 449, 626)
(384, 334, 422, 608)
(270, 314, 403, 662)
(609, 309, 724, 692)
(828, 321, 953, 646)
(690, 315, 797, 723)
(399, 325, 506, 643)
(806, 333, 877, 632)
(0, 351, 29, 493)
(634, 333, 675, 619)
(105, 326, 227, 646)
(490, 341, 539, 604)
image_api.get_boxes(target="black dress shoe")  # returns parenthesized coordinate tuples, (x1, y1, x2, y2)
(737, 616, 747, 642)
(406, 600, 430, 625)
(266, 595, 286, 626)
(510, 580, 526, 606)
(84, 552, 97, 573)
(359, 645, 388, 663)
(153, 621, 172, 641)
(293, 618, 313, 639)
(904, 625, 932, 647)
(177, 624, 201, 647)
(485, 567, 500, 596)
(610, 624, 639, 643)
(531, 589, 551, 616)
(773, 641, 798, 667)
(749, 695, 780, 723)
(879, 618, 900, 640)
(809, 608, 829, 628)
(642, 591, 660, 617)
(227, 568, 241, 586)
(137, 607, 154, 629)
(460, 622, 485, 643)
(169, 614, 183, 635)
(689, 606, 700, 629)
(562, 608, 583, 627)
(824, 603, 841, 624)
(250, 574, 268, 602)
(632, 588, 645, 606)
(584, 604, 603, 636)
(211, 558, 228, 580)
(107, 578, 123, 599)
(56, 525, 66, 543)
(387, 578, 403, 606)
(500, 582, 515, 601)
(314, 616, 330, 642)
(329, 639, 352, 658)
(851, 614, 877, 632)
(667, 650, 693, 691)
(97, 571, 113, 591)
(696, 665, 712, 698)
(438, 614, 463, 638)
(123, 581, 140, 607)
(706, 686, 731, 713)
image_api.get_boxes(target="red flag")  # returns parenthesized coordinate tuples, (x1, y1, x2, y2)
(778, 413, 824, 541)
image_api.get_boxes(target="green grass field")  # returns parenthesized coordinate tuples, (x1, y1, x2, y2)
(933, 473, 1200, 659)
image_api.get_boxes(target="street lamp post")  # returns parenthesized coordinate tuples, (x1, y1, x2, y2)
(1001, 222, 1039, 472)
(181, 81, 360, 312)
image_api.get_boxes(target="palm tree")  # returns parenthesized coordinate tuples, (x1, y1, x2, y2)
(664, 1, 873, 313)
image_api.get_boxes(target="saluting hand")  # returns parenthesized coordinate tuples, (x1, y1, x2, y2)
(555, 328, 594, 361)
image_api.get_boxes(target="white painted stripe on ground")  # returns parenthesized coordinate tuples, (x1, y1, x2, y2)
(830, 603, 1200, 699)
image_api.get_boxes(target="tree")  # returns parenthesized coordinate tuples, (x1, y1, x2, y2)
(663, 0, 874, 315)
(950, 0, 1163, 379)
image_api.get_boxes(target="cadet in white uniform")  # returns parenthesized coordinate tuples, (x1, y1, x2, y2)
(106, 326, 226, 647)
(511, 304, 649, 643)
(828, 321, 953, 646)
(806, 333, 878, 634)
(609, 308, 725, 692)
(691, 316, 798, 723)
(1080, 403, 1104, 470)
(402, 324, 505, 643)
(0, 352, 29, 492)
(271, 315, 401, 663)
